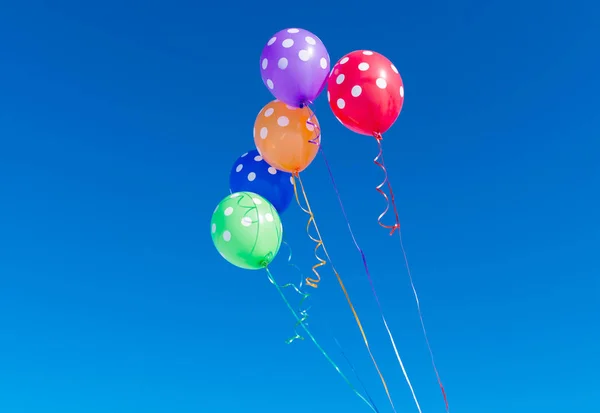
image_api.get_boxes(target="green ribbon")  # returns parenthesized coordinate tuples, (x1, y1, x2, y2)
(265, 267, 377, 412)
(278, 241, 310, 344)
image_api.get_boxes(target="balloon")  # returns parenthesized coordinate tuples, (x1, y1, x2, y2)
(327, 50, 404, 136)
(211, 192, 283, 270)
(254, 100, 320, 174)
(229, 149, 294, 214)
(260, 28, 330, 108)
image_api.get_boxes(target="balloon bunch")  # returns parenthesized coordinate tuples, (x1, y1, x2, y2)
(211, 27, 330, 270)
(210, 28, 380, 413)
(210, 27, 448, 413)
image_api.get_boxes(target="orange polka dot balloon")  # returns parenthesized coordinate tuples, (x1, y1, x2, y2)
(327, 50, 404, 137)
(254, 100, 320, 174)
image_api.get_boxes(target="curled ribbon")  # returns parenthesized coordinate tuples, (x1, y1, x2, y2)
(292, 173, 398, 413)
(265, 267, 378, 412)
(279, 243, 381, 412)
(279, 241, 311, 344)
(291, 174, 325, 289)
(372, 132, 450, 413)
(373, 132, 401, 236)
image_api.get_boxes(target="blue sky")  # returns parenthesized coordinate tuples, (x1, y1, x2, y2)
(1, 1, 599, 412)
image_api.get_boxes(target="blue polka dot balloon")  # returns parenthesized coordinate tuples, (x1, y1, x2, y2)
(229, 149, 294, 214)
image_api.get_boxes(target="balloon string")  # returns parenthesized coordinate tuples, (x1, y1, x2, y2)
(279, 241, 311, 344)
(279, 242, 381, 412)
(290, 175, 325, 289)
(265, 267, 378, 413)
(373, 133, 401, 235)
(304, 101, 322, 146)
(373, 133, 450, 413)
(332, 336, 380, 411)
(319, 146, 424, 413)
(292, 174, 398, 413)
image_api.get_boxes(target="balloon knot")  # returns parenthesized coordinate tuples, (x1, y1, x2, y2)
(260, 255, 273, 268)
(299, 100, 313, 109)
(373, 132, 383, 141)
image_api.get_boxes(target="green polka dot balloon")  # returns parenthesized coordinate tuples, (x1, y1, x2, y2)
(211, 191, 283, 270)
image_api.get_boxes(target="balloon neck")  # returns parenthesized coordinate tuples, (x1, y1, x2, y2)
(373, 132, 383, 141)
(260, 254, 273, 268)
(298, 100, 313, 109)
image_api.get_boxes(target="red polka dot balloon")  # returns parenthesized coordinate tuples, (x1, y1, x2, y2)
(327, 50, 404, 136)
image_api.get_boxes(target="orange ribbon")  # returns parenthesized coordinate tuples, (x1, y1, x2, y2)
(292, 173, 398, 413)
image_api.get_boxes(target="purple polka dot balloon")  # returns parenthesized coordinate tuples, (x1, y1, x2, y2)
(260, 28, 330, 108)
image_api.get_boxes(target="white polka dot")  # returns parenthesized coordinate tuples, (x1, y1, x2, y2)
(278, 57, 288, 70)
(230, 193, 241, 198)
(241, 216, 252, 227)
(267, 37, 276, 46)
(277, 116, 289, 127)
(241, 153, 248, 157)
(340, 57, 349, 64)
(337, 98, 345, 109)
(264, 108, 274, 117)
(260, 127, 268, 139)
(306, 121, 315, 131)
(358, 62, 370, 71)
(286, 105, 297, 110)
(247, 172, 256, 181)
(282, 39, 294, 48)
(287, 28, 299, 33)
(224, 207, 233, 216)
(391, 64, 399, 74)
(268, 167, 277, 175)
(290, 176, 294, 185)
(327, 91, 330, 102)
(400, 86, 404, 97)
(235, 164, 243, 172)
(376, 78, 387, 89)
(252, 198, 262, 205)
(223, 230, 231, 242)
(211, 223, 216, 234)
(336, 74, 345, 84)
(265, 213, 274, 222)
(254, 155, 263, 161)
(305, 36, 316, 45)
(363, 50, 374, 55)
(351, 85, 362, 97)
(261, 58, 268, 70)
(266, 79, 274, 89)
(298, 49, 310, 61)
(320, 57, 327, 69)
